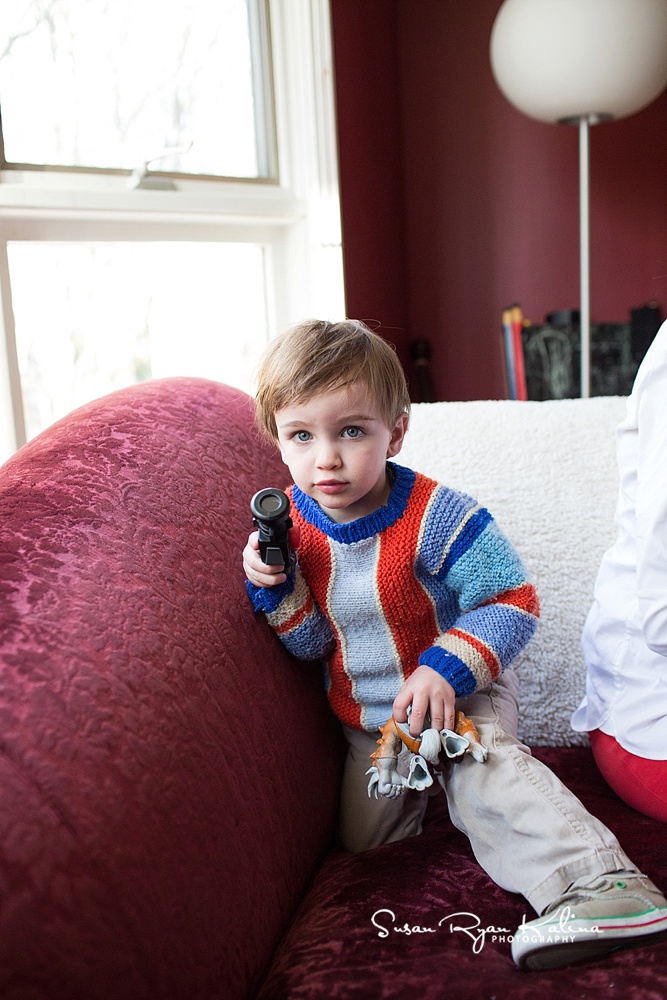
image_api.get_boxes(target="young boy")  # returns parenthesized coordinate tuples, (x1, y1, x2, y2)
(243, 318, 667, 971)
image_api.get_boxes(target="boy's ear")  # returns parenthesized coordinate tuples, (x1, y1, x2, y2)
(387, 412, 409, 458)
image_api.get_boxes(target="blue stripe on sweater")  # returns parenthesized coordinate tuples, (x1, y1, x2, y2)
(437, 507, 493, 580)
(246, 578, 335, 658)
(418, 486, 479, 571)
(327, 535, 403, 722)
(441, 521, 528, 611)
(245, 576, 294, 614)
(419, 646, 477, 696)
(273, 611, 336, 661)
(453, 603, 538, 667)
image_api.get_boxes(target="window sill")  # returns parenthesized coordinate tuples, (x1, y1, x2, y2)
(0, 171, 305, 226)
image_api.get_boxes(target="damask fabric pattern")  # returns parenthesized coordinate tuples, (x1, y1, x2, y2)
(256, 748, 667, 1000)
(0, 378, 343, 1000)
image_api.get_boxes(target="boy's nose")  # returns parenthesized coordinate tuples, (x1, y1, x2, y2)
(316, 442, 342, 468)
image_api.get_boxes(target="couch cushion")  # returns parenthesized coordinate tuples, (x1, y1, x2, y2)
(256, 747, 667, 999)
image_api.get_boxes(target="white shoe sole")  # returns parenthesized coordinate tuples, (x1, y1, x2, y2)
(512, 908, 667, 970)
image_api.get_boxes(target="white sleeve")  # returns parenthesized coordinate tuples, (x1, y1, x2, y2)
(636, 343, 667, 657)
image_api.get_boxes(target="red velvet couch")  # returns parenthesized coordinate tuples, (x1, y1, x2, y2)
(1, 377, 665, 999)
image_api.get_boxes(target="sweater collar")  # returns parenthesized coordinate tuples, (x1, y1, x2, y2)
(291, 462, 416, 542)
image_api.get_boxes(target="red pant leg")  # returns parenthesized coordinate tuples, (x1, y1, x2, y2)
(590, 728, 667, 823)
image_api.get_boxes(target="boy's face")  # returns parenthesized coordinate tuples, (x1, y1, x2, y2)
(274, 384, 408, 524)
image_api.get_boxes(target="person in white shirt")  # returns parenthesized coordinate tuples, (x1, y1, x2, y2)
(572, 319, 667, 822)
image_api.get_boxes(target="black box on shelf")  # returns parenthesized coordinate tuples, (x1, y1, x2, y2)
(521, 322, 636, 400)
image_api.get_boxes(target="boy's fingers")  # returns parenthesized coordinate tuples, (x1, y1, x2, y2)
(408, 697, 427, 736)
(392, 689, 409, 722)
(243, 544, 285, 587)
(430, 707, 445, 732)
(247, 567, 287, 587)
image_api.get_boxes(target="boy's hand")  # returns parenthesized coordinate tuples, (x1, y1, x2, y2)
(243, 526, 300, 588)
(393, 666, 456, 737)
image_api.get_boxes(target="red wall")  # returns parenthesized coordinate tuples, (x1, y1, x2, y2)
(330, 0, 410, 370)
(331, 0, 667, 401)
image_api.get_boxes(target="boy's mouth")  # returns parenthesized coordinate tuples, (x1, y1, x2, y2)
(316, 480, 348, 494)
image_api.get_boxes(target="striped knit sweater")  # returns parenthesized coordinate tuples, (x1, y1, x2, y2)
(247, 462, 540, 733)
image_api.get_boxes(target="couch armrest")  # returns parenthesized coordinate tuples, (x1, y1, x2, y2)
(0, 378, 343, 1000)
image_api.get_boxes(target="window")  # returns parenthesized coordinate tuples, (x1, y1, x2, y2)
(8, 240, 268, 441)
(1, 0, 275, 179)
(0, 0, 344, 462)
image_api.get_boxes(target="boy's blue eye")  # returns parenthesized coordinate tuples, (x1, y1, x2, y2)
(343, 426, 363, 438)
(294, 430, 311, 442)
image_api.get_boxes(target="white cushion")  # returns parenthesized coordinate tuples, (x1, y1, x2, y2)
(400, 396, 627, 747)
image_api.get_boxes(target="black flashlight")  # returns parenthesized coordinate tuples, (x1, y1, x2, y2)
(250, 488, 295, 571)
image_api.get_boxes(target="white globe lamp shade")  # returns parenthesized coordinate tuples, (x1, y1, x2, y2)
(490, 0, 667, 124)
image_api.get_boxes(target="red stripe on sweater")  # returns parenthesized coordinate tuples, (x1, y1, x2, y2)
(375, 474, 439, 681)
(275, 591, 315, 635)
(482, 583, 540, 618)
(448, 627, 501, 680)
(290, 498, 362, 729)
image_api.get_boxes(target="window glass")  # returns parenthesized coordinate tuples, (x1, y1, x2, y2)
(8, 241, 268, 440)
(0, 0, 272, 178)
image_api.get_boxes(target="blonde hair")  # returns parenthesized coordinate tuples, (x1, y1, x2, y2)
(254, 319, 411, 440)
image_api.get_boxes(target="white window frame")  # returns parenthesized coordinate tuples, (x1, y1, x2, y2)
(0, 0, 344, 462)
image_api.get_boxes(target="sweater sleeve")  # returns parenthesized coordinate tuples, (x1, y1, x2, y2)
(246, 566, 336, 661)
(416, 489, 540, 696)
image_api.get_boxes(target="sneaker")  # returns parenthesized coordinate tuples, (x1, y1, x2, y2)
(512, 871, 667, 971)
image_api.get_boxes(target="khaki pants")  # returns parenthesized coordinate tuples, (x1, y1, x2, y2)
(337, 669, 635, 915)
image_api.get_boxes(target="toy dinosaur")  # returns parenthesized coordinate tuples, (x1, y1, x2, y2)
(366, 710, 488, 799)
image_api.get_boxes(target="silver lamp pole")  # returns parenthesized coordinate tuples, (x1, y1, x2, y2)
(579, 116, 591, 400)
(560, 113, 611, 399)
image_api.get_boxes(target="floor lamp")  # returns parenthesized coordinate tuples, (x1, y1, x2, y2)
(490, 0, 667, 398)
